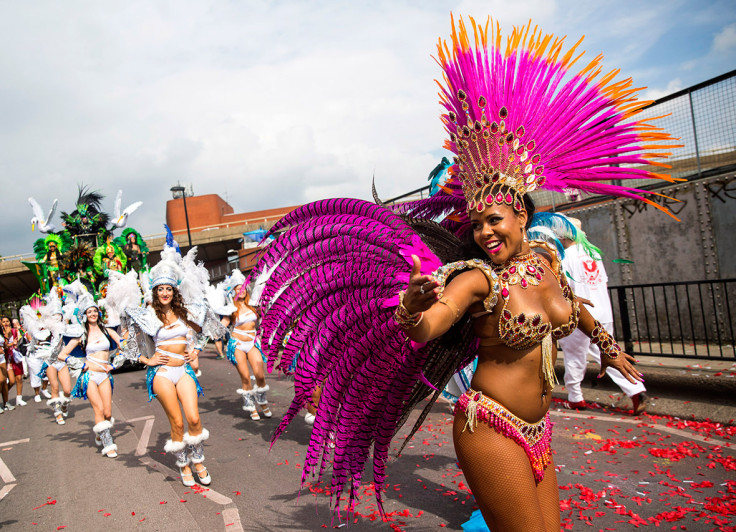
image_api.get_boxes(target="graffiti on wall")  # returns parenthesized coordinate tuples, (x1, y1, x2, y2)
(621, 189, 687, 218)
(707, 176, 736, 203)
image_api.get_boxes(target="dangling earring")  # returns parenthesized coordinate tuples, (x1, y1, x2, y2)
(523, 229, 528, 243)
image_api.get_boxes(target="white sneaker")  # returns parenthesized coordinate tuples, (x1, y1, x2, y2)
(5, 403, 15, 411)
(16, 397, 27, 406)
(41, 389, 52, 399)
(34, 395, 42, 403)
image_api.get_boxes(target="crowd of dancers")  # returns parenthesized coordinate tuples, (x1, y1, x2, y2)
(0, 237, 273, 488)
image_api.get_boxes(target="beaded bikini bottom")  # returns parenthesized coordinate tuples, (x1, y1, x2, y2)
(455, 389, 553, 483)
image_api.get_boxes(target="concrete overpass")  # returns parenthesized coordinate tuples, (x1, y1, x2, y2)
(0, 221, 274, 305)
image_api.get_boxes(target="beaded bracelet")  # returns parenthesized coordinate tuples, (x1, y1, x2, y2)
(394, 291, 423, 330)
(590, 320, 622, 360)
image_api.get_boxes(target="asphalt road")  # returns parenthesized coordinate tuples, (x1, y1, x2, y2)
(0, 349, 734, 531)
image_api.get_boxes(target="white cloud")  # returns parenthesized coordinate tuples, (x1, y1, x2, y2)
(713, 22, 736, 53)
(642, 78, 684, 101)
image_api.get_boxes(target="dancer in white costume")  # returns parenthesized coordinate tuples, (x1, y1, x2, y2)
(112, 239, 225, 486)
(58, 294, 125, 457)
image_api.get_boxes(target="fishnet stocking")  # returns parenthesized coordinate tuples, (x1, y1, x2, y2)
(453, 412, 560, 532)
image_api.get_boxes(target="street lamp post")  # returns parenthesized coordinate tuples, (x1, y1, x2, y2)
(170, 184, 192, 248)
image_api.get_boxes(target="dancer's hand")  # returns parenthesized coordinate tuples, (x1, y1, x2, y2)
(403, 255, 440, 314)
(599, 351, 644, 384)
(147, 352, 169, 366)
(186, 350, 200, 363)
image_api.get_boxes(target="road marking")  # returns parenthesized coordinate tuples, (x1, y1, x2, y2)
(0, 457, 16, 483)
(0, 483, 15, 500)
(0, 438, 30, 447)
(551, 409, 735, 452)
(126, 415, 155, 423)
(222, 506, 244, 531)
(135, 418, 155, 457)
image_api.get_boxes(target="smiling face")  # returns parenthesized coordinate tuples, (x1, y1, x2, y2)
(156, 284, 174, 305)
(470, 203, 528, 265)
(85, 307, 99, 323)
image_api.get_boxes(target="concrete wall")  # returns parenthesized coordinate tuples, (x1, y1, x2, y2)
(565, 172, 735, 285)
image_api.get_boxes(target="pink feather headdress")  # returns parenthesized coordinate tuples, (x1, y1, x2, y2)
(436, 15, 683, 218)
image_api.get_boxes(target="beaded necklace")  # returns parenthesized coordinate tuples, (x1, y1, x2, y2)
(492, 250, 546, 297)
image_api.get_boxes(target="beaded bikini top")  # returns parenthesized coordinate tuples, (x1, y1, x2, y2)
(432, 241, 579, 351)
(496, 246, 579, 350)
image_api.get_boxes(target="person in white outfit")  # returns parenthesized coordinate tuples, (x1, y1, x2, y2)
(558, 218, 647, 414)
(528, 213, 647, 415)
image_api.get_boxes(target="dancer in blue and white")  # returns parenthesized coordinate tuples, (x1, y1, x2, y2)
(113, 238, 225, 487)
(57, 293, 125, 458)
(215, 270, 272, 421)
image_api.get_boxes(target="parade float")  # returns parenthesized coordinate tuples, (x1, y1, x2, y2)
(24, 186, 147, 297)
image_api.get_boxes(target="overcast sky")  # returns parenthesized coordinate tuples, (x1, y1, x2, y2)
(1, 0, 734, 258)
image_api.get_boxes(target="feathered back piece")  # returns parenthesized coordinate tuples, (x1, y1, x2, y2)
(436, 15, 682, 219)
(248, 198, 462, 515)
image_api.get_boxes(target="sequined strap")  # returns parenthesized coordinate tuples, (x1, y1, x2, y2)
(432, 259, 501, 312)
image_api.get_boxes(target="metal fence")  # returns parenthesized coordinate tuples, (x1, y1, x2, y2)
(533, 70, 736, 210)
(608, 279, 736, 360)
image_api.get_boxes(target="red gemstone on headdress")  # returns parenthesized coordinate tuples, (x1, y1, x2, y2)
(521, 278, 528, 288)
(516, 125, 525, 137)
(527, 140, 536, 151)
(516, 146, 524, 155)
(495, 192, 504, 203)
(531, 154, 541, 164)
(517, 313, 526, 324)
(503, 309, 512, 319)
(534, 165, 544, 175)
(537, 176, 546, 186)
(477, 202, 484, 212)
(491, 172, 500, 183)
(505, 193, 513, 204)
(514, 201, 522, 211)
(501, 287, 509, 298)
(499, 106, 508, 119)
(506, 133, 514, 143)
(536, 273, 542, 280)
(490, 122, 499, 133)
(478, 96, 487, 108)
(532, 315, 541, 326)
(457, 89, 467, 101)
(450, 133, 457, 143)
(448, 111, 457, 122)
(509, 266, 516, 274)
(462, 126, 471, 137)
(474, 120, 482, 133)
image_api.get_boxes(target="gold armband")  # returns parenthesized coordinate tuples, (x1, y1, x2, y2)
(590, 320, 621, 360)
(438, 296, 460, 322)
